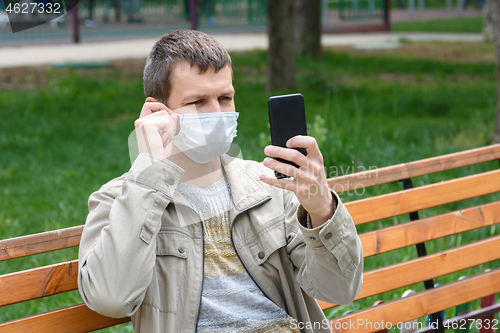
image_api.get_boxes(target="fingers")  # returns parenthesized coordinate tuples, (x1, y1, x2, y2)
(139, 102, 171, 119)
(134, 99, 182, 159)
(262, 135, 326, 187)
(262, 157, 306, 179)
(134, 108, 179, 159)
(260, 157, 322, 189)
(259, 173, 295, 190)
(263, 145, 309, 169)
(264, 135, 325, 174)
(261, 135, 334, 225)
(259, 168, 323, 196)
(286, 135, 322, 160)
(134, 110, 170, 128)
(138, 98, 180, 135)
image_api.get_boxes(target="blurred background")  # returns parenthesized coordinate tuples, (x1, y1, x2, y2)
(1, 0, 499, 332)
(0, 0, 486, 44)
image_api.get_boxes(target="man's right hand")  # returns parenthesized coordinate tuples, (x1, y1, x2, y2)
(134, 97, 180, 159)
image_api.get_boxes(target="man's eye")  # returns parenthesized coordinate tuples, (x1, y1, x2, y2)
(190, 100, 202, 105)
(219, 97, 232, 101)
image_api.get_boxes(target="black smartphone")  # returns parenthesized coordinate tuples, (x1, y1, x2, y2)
(267, 93, 308, 179)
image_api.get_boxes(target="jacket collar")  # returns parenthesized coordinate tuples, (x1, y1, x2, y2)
(220, 154, 271, 219)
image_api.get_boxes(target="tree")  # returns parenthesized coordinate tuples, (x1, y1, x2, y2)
(294, 0, 323, 59)
(267, 0, 296, 92)
(488, 0, 500, 143)
(484, 0, 494, 41)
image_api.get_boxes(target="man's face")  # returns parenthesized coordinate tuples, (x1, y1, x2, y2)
(167, 61, 235, 114)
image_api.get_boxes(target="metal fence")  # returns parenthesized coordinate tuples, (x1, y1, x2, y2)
(338, 0, 387, 20)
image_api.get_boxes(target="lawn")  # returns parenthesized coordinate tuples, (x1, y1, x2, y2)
(392, 16, 484, 33)
(0, 42, 499, 331)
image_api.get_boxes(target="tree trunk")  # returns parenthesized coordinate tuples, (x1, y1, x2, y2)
(294, 0, 305, 53)
(490, 0, 500, 143)
(484, 0, 494, 42)
(295, 0, 323, 59)
(267, 0, 295, 92)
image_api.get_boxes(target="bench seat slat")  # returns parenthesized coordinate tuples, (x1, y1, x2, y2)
(0, 260, 78, 307)
(361, 201, 500, 257)
(0, 226, 84, 262)
(346, 169, 500, 225)
(318, 234, 500, 310)
(328, 268, 500, 333)
(328, 144, 500, 193)
(4, 234, 498, 312)
(0, 303, 130, 333)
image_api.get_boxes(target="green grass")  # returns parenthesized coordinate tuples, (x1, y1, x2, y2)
(393, 16, 484, 33)
(390, 0, 458, 8)
(1, 45, 499, 331)
(328, 0, 452, 10)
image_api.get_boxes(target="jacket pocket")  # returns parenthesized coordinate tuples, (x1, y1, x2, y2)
(143, 231, 190, 314)
(247, 216, 287, 265)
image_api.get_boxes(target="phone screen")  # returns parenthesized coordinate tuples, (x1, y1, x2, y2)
(267, 93, 308, 179)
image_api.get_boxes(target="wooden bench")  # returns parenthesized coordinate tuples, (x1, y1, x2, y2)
(1, 144, 500, 332)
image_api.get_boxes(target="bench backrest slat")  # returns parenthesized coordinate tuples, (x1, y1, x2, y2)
(328, 144, 500, 193)
(0, 260, 77, 307)
(356, 235, 500, 304)
(329, 268, 500, 333)
(0, 226, 83, 262)
(319, 235, 500, 310)
(346, 169, 500, 225)
(0, 304, 130, 333)
(361, 201, 500, 257)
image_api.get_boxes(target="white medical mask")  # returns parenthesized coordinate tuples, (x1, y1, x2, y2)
(172, 112, 239, 164)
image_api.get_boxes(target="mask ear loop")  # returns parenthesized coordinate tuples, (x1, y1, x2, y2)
(170, 112, 185, 138)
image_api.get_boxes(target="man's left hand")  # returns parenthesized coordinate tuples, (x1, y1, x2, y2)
(259, 135, 335, 228)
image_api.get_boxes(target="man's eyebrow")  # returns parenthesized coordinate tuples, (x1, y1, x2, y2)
(182, 94, 210, 102)
(182, 90, 235, 102)
(220, 89, 235, 97)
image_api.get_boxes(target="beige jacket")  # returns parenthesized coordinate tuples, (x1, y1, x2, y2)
(78, 153, 363, 333)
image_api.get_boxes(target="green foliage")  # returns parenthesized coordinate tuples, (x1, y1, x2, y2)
(1, 45, 499, 331)
(393, 16, 484, 33)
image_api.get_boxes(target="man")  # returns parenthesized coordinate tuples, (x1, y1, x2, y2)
(78, 29, 363, 333)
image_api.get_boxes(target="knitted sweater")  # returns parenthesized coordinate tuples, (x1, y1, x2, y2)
(177, 175, 300, 333)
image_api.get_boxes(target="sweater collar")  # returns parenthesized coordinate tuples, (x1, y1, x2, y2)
(170, 154, 272, 224)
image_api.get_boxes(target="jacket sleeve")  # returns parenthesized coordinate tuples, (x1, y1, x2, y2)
(77, 153, 184, 318)
(284, 189, 363, 305)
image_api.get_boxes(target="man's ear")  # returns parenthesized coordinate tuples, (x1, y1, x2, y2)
(145, 97, 157, 103)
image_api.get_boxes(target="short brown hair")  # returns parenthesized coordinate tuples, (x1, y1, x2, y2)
(143, 29, 232, 105)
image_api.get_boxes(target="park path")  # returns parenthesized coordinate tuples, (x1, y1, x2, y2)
(0, 31, 484, 68)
